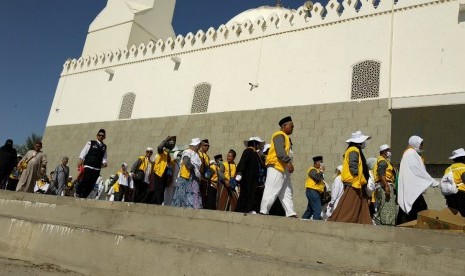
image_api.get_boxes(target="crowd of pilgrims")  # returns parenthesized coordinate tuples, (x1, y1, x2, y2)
(0, 116, 464, 225)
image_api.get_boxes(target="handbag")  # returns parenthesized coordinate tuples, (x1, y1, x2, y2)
(133, 169, 145, 182)
(440, 167, 464, 195)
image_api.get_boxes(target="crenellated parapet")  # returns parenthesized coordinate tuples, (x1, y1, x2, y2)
(62, 0, 449, 76)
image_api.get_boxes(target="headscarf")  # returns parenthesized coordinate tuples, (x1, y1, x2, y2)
(408, 135, 423, 152)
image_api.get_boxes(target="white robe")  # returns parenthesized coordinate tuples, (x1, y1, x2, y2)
(397, 148, 435, 214)
(326, 175, 344, 218)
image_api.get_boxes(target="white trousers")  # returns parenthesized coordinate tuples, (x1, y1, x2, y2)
(260, 167, 296, 217)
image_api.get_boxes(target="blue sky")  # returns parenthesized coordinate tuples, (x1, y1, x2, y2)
(0, 0, 309, 145)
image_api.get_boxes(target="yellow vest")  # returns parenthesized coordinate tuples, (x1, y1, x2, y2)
(341, 146, 367, 189)
(137, 155, 153, 172)
(112, 170, 123, 193)
(266, 130, 291, 173)
(210, 164, 219, 188)
(305, 166, 324, 193)
(154, 151, 169, 177)
(199, 151, 210, 173)
(223, 161, 236, 180)
(373, 156, 394, 183)
(180, 157, 191, 179)
(445, 163, 465, 192)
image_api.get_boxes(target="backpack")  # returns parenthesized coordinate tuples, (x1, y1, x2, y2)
(440, 167, 464, 196)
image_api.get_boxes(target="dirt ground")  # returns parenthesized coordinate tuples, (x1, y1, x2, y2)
(0, 257, 84, 276)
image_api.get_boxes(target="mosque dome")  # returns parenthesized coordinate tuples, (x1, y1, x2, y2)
(226, 6, 296, 26)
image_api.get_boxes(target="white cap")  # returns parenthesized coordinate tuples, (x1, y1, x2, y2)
(209, 160, 215, 165)
(337, 165, 343, 172)
(449, 148, 465, 160)
(122, 163, 128, 168)
(243, 136, 265, 147)
(379, 144, 390, 152)
(189, 138, 201, 146)
(146, 147, 153, 152)
(346, 131, 371, 144)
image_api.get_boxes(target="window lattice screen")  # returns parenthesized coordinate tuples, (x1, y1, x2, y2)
(118, 93, 136, 119)
(191, 83, 211, 114)
(351, 60, 380, 100)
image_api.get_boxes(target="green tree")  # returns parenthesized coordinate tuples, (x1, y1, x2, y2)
(14, 133, 42, 156)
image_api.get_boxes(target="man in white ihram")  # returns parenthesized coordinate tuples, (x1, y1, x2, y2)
(260, 116, 297, 217)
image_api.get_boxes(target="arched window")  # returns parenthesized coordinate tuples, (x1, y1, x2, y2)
(191, 83, 211, 114)
(118, 92, 136, 119)
(351, 60, 380, 100)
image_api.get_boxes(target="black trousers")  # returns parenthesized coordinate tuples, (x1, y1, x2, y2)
(151, 174, 166, 205)
(75, 168, 100, 198)
(205, 185, 217, 210)
(446, 191, 465, 217)
(396, 194, 428, 225)
(133, 180, 149, 203)
(114, 185, 127, 202)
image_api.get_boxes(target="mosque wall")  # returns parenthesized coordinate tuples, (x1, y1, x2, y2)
(47, 0, 465, 128)
(42, 99, 390, 214)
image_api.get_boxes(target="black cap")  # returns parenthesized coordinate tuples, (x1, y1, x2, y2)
(279, 116, 292, 127)
(214, 154, 223, 160)
(312, 156, 323, 162)
(5, 139, 13, 146)
(201, 139, 209, 145)
(97, 129, 106, 135)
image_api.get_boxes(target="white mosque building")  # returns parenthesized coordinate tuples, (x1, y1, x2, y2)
(43, 0, 465, 211)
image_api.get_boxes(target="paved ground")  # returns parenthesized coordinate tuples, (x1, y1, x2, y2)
(0, 257, 83, 276)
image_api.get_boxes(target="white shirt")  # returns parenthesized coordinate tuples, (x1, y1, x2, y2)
(118, 172, 134, 188)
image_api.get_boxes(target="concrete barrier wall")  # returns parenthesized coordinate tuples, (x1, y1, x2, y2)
(0, 191, 463, 275)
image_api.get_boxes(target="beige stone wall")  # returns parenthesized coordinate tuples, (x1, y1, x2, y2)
(43, 99, 390, 214)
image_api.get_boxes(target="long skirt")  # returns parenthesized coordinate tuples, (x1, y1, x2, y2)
(172, 177, 202, 209)
(375, 184, 397, 225)
(328, 186, 372, 225)
(217, 183, 238, 212)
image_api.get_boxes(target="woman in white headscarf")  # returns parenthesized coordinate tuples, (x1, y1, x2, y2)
(396, 135, 437, 225)
(325, 165, 344, 219)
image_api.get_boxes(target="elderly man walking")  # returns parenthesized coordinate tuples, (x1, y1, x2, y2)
(54, 157, 70, 196)
(260, 116, 297, 217)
